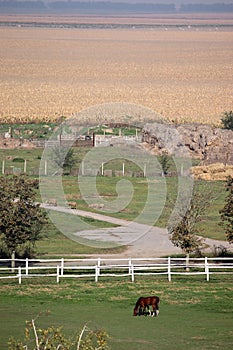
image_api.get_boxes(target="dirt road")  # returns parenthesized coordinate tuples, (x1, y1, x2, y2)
(41, 204, 233, 257)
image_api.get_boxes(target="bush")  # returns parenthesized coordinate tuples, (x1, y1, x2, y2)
(8, 318, 110, 350)
(221, 111, 233, 130)
(12, 158, 25, 163)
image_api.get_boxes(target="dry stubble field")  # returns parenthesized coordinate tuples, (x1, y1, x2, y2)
(0, 19, 233, 124)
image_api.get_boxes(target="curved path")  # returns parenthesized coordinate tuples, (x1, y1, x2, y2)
(41, 204, 233, 257)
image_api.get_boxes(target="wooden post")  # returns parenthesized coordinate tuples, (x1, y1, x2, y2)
(205, 257, 209, 281)
(128, 259, 132, 275)
(11, 251, 15, 272)
(122, 162, 125, 176)
(2, 160, 4, 174)
(44, 160, 47, 176)
(24, 159, 27, 173)
(144, 164, 146, 177)
(131, 264, 134, 282)
(18, 266, 22, 285)
(168, 257, 171, 282)
(101, 162, 104, 176)
(98, 257, 101, 271)
(26, 258, 29, 276)
(95, 265, 99, 282)
(186, 254, 190, 272)
(56, 266, 60, 283)
(61, 258, 64, 276)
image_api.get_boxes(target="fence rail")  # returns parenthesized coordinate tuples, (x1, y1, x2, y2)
(0, 257, 232, 284)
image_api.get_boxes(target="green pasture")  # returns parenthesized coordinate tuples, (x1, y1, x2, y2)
(0, 276, 232, 349)
(35, 175, 227, 258)
(37, 219, 124, 257)
(0, 147, 229, 259)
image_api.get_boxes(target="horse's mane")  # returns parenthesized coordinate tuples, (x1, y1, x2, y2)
(135, 297, 142, 308)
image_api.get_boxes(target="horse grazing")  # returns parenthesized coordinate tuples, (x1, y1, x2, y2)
(133, 296, 160, 317)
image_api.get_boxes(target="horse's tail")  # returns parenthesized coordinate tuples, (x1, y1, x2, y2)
(155, 296, 160, 316)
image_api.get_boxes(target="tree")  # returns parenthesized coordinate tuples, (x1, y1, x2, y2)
(220, 176, 233, 243)
(159, 152, 170, 176)
(51, 146, 76, 174)
(168, 183, 214, 258)
(221, 111, 233, 130)
(0, 175, 47, 261)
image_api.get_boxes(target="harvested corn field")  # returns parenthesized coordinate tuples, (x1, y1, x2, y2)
(0, 21, 232, 124)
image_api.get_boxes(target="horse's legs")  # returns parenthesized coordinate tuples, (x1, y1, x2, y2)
(144, 305, 150, 316)
(146, 306, 152, 316)
(139, 306, 143, 316)
(151, 303, 159, 317)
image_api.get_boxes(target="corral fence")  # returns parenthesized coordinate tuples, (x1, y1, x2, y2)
(0, 257, 233, 284)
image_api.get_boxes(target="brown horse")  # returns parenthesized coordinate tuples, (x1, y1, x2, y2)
(133, 296, 160, 317)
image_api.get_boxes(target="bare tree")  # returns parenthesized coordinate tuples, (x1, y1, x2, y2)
(168, 182, 214, 260)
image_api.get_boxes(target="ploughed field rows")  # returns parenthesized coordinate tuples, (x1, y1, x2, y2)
(0, 27, 232, 124)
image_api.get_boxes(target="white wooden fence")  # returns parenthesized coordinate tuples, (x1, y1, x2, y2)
(0, 257, 232, 284)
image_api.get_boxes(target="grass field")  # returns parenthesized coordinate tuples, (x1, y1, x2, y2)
(0, 276, 232, 349)
(0, 147, 228, 258)
(0, 22, 232, 124)
(35, 176, 227, 258)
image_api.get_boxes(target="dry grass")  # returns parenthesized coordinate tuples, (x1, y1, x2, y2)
(0, 22, 232, 124)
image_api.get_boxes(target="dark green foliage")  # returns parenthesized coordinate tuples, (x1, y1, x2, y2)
(51, 146, 76, 174)
(220, 176, 233, 243)
(221, 111, 233, 130)
(12, 158, 25, 163)
(0, 175, 47, 257)
(159, 152, 171, 175)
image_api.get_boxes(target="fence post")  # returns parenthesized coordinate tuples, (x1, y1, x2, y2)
(128, 259, 132, 275)
(205, 257, 209, 281)
(95, 258, 101, 282)
(44, 160, 47, 176)
(11, 251, 16, 272)
(18, 266, 22, 285)
(56, 266, 60, 283)
(98, 257, 101, 273)
(2, 159, 5, 175)
(144, 164, 146, 177)
(61, 258, 64, 276)
(26, 258, 29, 276)
(24, 159, 27, 173)
(168, 257, 171, 282)
(131, 264, 134, 282)
(95, 265, 99, 282)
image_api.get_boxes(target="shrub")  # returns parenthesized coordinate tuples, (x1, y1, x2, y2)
(221, 111, 233, 130)
(8, 318, 110, 350)
(12, 158, 25, 163)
